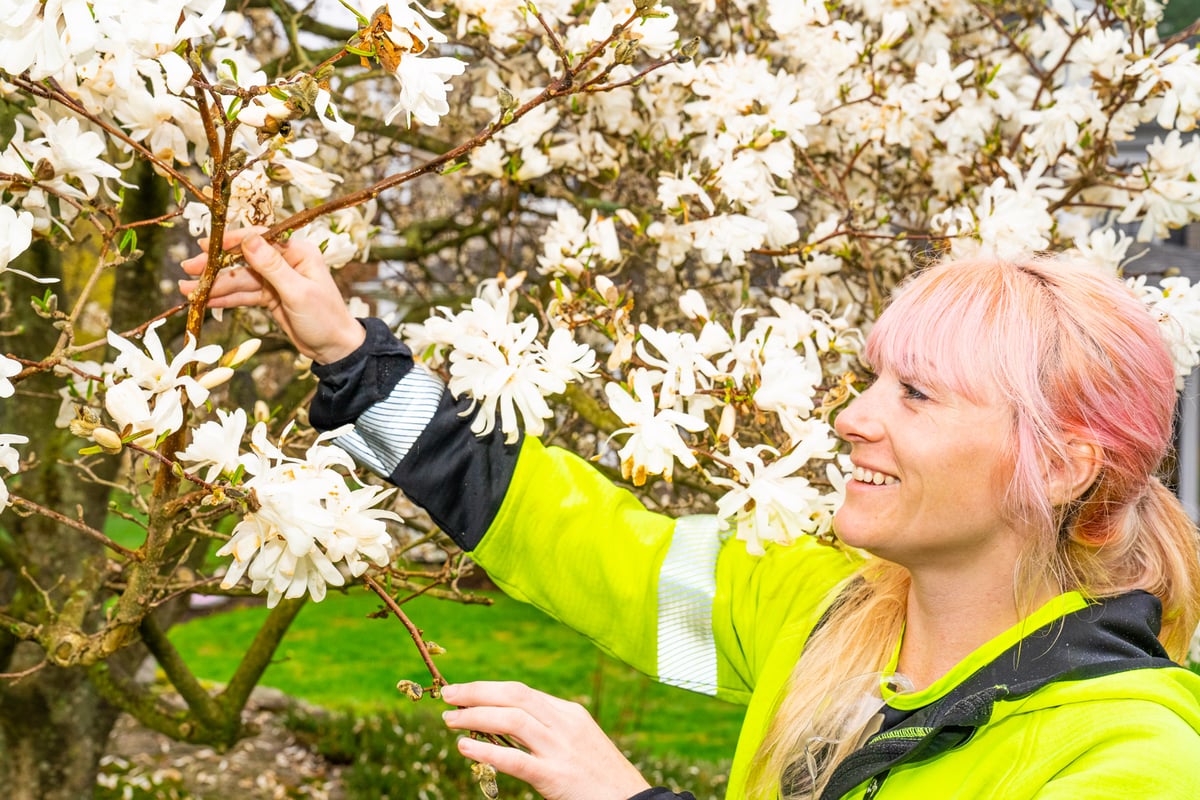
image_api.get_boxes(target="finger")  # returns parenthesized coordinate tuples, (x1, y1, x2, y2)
(177, 279, 273, 310)
(457, 736, 541, 784)
(179, 228, 262, 275)
(179, 267, 268, 301)
(239, 233, 315, 300)
(443, 706, 548, 749)
(180, 251, 208, 277)
(271, 235, 330, 279)
(206, 289, 278, 310)
(442, 681, 550, 711)
(219, 225, 268, 251)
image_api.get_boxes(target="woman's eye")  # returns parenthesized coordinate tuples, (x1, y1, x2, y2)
(901, 382, 928, 401)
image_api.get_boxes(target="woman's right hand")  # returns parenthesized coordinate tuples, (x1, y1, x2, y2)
(179, 226, 366, 365)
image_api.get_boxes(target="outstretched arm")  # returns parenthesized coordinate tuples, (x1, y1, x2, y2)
(180, 228, 673, 799)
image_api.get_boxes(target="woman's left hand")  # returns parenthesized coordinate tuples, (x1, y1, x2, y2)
(441, 680, 652, 800)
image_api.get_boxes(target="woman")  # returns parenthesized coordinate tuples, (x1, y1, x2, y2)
(183, 231, 1200, 799)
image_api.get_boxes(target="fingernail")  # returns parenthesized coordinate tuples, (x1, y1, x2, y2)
(442, 710, 457, 723)
(441, 684, 458, 702)
(244, 235, 266, 256)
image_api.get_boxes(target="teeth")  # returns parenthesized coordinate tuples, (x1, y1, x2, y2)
(853, 466, 899, 486)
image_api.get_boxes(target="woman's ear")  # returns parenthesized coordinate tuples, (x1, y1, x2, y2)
(1047, 440, 1103, 506)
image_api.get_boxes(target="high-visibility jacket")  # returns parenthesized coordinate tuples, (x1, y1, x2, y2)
(310, 319, 1200, 799)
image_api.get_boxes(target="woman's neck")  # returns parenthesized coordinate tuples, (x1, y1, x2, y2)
(896, 567, 1057, 692)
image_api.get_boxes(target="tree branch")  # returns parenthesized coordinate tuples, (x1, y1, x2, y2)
(139, 613, 223, 729)
(9, 496, 142, 562)
(216, 597, 306, 720)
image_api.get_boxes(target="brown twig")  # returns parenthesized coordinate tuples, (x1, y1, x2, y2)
(11, 76, 204, 199)
(9, 495, 142, 561)
(362, 573, 448, 689)
(0, 658, 47, 683)
(240, 11, 678, 253)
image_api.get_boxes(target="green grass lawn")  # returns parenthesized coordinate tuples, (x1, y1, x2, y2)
(168, 587, 745, 763)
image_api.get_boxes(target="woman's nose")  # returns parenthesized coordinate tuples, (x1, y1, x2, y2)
(834, 384, 881, 443)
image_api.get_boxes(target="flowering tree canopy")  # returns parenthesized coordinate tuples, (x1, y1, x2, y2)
(2, 0, 1200, 795)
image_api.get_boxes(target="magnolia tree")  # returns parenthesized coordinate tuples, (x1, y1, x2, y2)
(2, 0, 1200, 797)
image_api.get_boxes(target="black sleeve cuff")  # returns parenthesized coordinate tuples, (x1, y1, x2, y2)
(389, 389, 523, 550)
(309, 318, 414, 431)
(627, 789, 696, 800)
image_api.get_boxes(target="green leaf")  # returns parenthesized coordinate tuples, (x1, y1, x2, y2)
(119, 229, 137, 254)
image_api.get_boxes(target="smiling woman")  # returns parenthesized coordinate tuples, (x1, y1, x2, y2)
(751, 257, 1200, 799)
(187, 231, 1200, 800)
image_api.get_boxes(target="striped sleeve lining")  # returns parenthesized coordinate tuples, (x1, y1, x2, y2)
(332, 363, 445, 476)
(656, 514, 724, 696)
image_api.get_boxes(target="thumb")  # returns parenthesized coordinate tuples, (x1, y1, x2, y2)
(240, 234, 302, 295)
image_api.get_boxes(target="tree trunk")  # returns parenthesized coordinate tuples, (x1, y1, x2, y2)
(0, 647, 123, 800)
(0, 165, 175, 798)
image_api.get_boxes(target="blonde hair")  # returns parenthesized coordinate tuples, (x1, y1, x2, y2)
(749, 257, 1200, 798)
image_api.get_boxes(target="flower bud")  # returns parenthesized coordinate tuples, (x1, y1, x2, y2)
(92, 427, 124, 454)
(197, 366, 234, 390)
(717, 402, 736, 442)
(497, 86, 516, 112)
(594, 275, 619, 306)
(221, 338, 262, 368)
(678, 289, 708, 321)
(471, 762, 499, 799)
(396, 679, 424, 701)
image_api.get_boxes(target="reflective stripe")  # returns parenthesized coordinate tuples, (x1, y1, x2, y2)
(333, 363, 445, 476)
(657, 514, 724, 695)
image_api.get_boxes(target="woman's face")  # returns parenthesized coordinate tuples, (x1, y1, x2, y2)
(832, 367, 1026, 571)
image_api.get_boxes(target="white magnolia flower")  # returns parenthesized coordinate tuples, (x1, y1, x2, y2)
(0, 207, 40, 280)
(103, 378, 183, 446)
(914, 50, 974, 102)
(107, 319, 223, 406)
(753, 352, 824, 444)
(537, 206, 622, 278)
(678, 289, 709, 321)
(635, 324, 729, 410)
(0, 355, 21, 399)
(176, 407, 248, 482)
(29, 110, 123, 200)
(217, 423, 399, 607)
(605, 369, 707, 485)
(1118, 132, 1200, 241)
(0, 0, 95, 79)
(712, 433, 839, 555)
(688, 214, 768, 266)
(0, 433, 28, 509)
(658, 164, 715, 216)
(314, 89, 356, 143)
(449, 315, 596, 443)
(384, 55, 467, 127)
(1069, 228, 1134, 275)
(1129, 275, 1200, 389)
